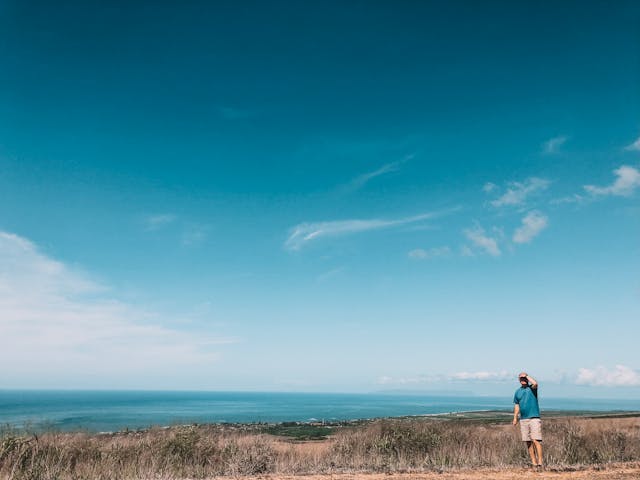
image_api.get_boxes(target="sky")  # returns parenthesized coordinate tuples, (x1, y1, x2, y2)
(1, 0, 639, 398)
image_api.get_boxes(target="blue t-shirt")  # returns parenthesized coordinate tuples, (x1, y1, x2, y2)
(514, 386, 540, 419)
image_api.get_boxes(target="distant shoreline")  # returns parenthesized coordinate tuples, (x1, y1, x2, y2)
(2, 389, 638, 434)
(4, 408, 640, 436)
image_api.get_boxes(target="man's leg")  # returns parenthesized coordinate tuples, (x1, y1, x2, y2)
(530, 419, 543, 466)
(532, 439, 543, 466)
(526, 441, 537, 466)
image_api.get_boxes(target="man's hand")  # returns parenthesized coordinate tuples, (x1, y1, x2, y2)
(512, 417, 518, 425)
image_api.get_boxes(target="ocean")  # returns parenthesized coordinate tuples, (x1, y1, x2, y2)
(0, 390, 636, 433)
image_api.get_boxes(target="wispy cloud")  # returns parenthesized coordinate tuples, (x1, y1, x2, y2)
(0, 231, 233, 387)
(513, 211, 548, 244)
(377, 370, 512, 385)
(408, 246, 451, 260)
(351, 161, 401, 188)
(550, 193, 587, 205)
(489, 177, 550, 208)
(584, 165, 640, 197)
(463, 225, 501, 257)
(576, 365, 640, 387)
(144, 214, 177, 231)
(285, 210, 446, 251)
(342, 155, 412, 193)
(542, 135, 568, 154)
(0, 231, 101, 296)
(623, 135, 640, 151)
(450, 370, 512, 382)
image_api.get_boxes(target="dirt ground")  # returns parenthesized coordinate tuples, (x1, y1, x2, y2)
(245, 463, 640, 480)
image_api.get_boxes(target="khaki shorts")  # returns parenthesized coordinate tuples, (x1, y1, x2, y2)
(520, 418, 542, 441)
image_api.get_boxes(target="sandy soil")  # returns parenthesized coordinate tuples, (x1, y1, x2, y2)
(244, 463, 640, 480)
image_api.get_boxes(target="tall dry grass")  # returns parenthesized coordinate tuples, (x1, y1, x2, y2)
(1, 416, 639, 479)
(329, 416, 640, 471)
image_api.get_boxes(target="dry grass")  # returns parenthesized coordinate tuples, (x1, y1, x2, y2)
(1, 415, 639, 479)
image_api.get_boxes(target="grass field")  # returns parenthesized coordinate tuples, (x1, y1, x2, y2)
(1, 412, 639, 479)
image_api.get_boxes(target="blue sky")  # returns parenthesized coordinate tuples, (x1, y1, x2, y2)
(1, 1, 639, 398)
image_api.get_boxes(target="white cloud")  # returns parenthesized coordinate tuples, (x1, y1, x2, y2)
(490, 177, 550, 208)
(408, 246, 451, 260)
(450, 370, 511, 382)
(144, 214, 177, 231)
(285, 211, 437, 251)
(623, 135, 640, 151)
(576, 365, 640, 387)
(0, 232, 100, 297)
(542, 135, 567, 154)
(0, 231, 233, 387)
(513, 211, 548, 244)
(463, 225, 501, 256)
(584, 165, 640, 197)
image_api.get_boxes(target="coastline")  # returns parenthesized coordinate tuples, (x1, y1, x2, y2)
(5, 410, 640, 436)
(4, 407, 640, 436)
(2, 388, 639, 434)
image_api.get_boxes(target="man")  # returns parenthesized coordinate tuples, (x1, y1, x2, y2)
(513, 372, 542, 468)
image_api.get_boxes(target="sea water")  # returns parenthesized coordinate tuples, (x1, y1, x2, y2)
(0, 390, 636, 433)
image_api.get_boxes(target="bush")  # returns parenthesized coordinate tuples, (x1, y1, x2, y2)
(0, 416, 638, 478)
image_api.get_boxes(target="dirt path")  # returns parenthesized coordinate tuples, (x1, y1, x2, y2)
(247, 463, 640, 480)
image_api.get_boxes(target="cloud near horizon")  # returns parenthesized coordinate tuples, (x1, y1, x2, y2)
(0, 231, 232, 388)
(377, 370, 513, 385)
(450, 370, 512, 381)
(285, 210, 446, 251)
(380, 367, 640, 388)
(576, 365, 640, 387)
(584, 165, 640, 197)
